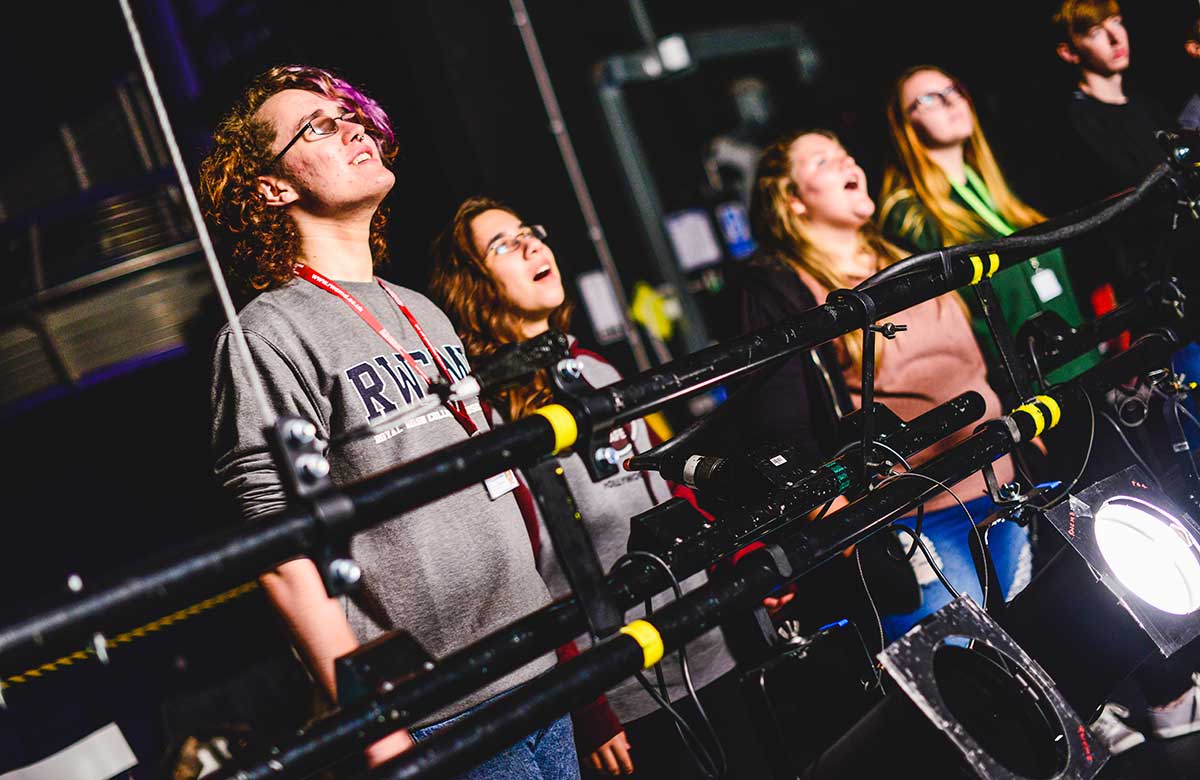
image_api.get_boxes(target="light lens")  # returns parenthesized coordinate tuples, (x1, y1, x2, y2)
(1094, 496, 1200, 615)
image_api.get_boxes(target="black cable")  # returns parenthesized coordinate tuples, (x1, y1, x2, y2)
(870, 440, 925, 561)
(1027, 334, 1048, 393)
(872, 470, 986, 608)
(1177, 399, 1200, 433)
(853, 546, 886, 680)
(1098, 409, 1163, 488)
(1160, 388, 1200, 487)
(834, 436, 927, 560)
(1035, 391, 1096, 511)
(609, 551, 727, 780)
(854, 544, 892, 691)
(856, 163, 1171, 292)
(890, 523, 962, 601)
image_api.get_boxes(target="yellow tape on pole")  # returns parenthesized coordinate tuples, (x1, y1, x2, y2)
(619, 619, 665, 668)
(532, 404, 579, 454)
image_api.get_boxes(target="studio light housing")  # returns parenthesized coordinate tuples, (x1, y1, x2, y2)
(1049, 466, 1200, 655)
(880, 596, 1106, 780)
(801, 596, 1107, 780)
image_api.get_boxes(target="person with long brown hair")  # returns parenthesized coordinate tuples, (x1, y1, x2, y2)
(430, 196, 775, 779)
(201, 67, 578, 777)
(742, 129, 1030, 642)
(878, 64, 1099, 385)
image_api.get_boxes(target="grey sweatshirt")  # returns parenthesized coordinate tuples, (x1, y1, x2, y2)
(511, 342, 737, 724)
(211, 278, 554, 723)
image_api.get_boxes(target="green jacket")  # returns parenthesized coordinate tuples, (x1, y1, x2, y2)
(880, 176, 1101, 387)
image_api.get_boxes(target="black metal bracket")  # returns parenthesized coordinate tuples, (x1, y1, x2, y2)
(335, 630, 434, 708)
(1154, 369, 1200, 517)
(524, 455, 624, 638)
(268, 416, 361, 598)
(827, 288, 907, 484)
(972, 278, 1032, 404)
(549, 358, 620, 482)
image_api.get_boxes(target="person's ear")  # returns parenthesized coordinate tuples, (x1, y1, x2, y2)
(1056, 41, 1081, 66)
(788, 194, 807, 217)
(1185, 39, 1200, 61)
(255, 174, 298, 208)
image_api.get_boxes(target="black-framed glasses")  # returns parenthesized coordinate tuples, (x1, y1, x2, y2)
(486, 225, 548, 258)
(269, 110, 358, 168)
(907, 83, 965, 114)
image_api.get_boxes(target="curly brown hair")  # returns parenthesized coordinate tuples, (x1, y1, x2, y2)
(197, 65, 399, 293)
(428, 196, 573, 422)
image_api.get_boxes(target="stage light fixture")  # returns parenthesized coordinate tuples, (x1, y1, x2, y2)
(1047, 466, 1200, 655)
(801, 596, 1107, 780)
(991, 465, 1200, 718)
(879, 596, 1106, 780)
(1091, 494, 1200, 616)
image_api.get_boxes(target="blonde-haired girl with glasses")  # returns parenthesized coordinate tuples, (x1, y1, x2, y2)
(878, 65, 1099, 385)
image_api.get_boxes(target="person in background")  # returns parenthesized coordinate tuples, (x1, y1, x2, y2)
(1049, 0, 1175, 304)
(1048, 5, 1200, 753)
(742, 129, 1031, 643)
(878, 64, 1100, 387)
(430, 196, 778, 779)
(200, 66, 577, 778)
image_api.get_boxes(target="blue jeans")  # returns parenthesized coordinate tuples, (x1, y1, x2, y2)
(410, 697, 580, 780)
(880, 495, 1031, 642)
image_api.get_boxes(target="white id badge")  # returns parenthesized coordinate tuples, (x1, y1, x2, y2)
(484, 469, 519, 500)
(1030, 268, 1064, 302)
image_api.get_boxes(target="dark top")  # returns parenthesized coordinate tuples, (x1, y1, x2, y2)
(736, 255, 851, 460)
(1051, 90, 1177, 299)
(1062, 89, 1173, 202)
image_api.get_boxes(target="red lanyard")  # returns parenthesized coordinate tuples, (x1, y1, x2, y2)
(294, 264, 478, 435)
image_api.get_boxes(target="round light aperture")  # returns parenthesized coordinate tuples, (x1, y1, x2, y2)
(1094, 496, 1200, 615)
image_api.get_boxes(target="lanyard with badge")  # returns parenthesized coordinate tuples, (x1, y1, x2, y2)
(950, 168, 1063, 304)
(293, 264, 519, 499)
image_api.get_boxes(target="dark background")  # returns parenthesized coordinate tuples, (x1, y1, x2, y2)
(1, 0, 1198, 774)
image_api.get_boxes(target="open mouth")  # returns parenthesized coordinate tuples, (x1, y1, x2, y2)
(352, 151, 373, 165)
(844, 178, 860, 191)
(533, 264, 552, 282)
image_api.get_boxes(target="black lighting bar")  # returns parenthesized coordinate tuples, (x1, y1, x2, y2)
(214, 393, 985, 780)
(0, 153, 1185, 688)
(371, 330, 1189, 780)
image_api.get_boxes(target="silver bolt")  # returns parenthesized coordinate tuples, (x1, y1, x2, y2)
(67, 574, 83, 593)
(286, 419, 318, 447)
(93, 632, 109, 664)
(595, 447, 620, 466)
(330, 558, 362, 587)
(556, 359, 583, 381)
(999, 482, 1022, 502)
(296, 454, 330, 483)
(267, 759, 284, 772)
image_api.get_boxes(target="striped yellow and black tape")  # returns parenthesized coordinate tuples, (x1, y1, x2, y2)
(968, 253, 1000, 286)
(1011, 394, 1063, 438)
(1, 580, 260, 690)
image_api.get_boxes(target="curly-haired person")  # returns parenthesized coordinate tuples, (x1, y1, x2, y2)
(200, 65, 577, 777)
